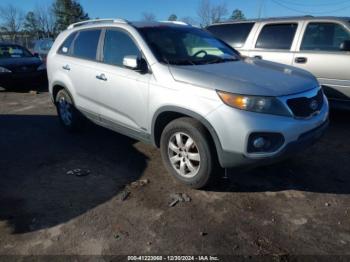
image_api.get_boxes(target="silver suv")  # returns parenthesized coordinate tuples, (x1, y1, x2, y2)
(47, 19, 329, 188)
(207, 16, 350, 109)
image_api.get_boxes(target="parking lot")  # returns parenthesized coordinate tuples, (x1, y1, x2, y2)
(0, 88, 349, 256)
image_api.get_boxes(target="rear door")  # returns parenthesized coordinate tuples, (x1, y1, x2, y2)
(67, 29, 103, 117)
(248, 22, 301, 65)
(293, 21, 350, 100)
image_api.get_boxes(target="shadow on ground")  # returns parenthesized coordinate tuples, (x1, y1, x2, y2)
(0, 81, 48, 93)
(0, 115, 148, 234)
(209, 109, 350, 194)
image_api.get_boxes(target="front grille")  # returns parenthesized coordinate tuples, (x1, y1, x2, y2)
(287, 89, 324, 118)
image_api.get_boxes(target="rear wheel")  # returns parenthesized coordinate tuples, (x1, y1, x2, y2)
(55, 89, 84, 132)
(160, 117, 216, 189)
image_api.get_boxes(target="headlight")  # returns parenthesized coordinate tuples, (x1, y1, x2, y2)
(37, 64, 46, 71)
(217, 90, 291, 116)
(0, 66, 11, 73)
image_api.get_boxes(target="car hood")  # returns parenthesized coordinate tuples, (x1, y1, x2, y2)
(0, 57, 42, 70)
(168, 58, 318, 97)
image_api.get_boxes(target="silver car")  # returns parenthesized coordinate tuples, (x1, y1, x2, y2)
(47, 19, 329, 188)
(207, 16, 350, 109)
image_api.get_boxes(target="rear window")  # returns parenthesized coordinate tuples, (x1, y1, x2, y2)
(256, 23, 298, 50)
(58, 32, 77, 55)
(207, 23, 255, 48)
(71, 29, 101, 60)
(0, 45, 33, 59)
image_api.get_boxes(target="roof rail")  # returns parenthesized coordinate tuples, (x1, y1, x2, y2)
(159, 20, 190, 26)
(67, 18, 129, 30)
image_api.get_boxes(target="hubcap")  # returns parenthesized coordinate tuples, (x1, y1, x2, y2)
(168, 132, 201, 178)
(58, 97, 73, 126)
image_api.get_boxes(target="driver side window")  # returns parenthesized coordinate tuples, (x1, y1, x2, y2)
(103, 29, 141, 67)
(301, 22, 350, 51)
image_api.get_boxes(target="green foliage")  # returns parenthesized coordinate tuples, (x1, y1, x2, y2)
(52, 0, 89, 32)
(23, 11, 39, 35)
(230, 9, 246, 21)
(168, 14, 177, 21)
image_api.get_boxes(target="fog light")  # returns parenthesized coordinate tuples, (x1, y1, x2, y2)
(248, 132, 284, 153)
(253, 137, 266, 149)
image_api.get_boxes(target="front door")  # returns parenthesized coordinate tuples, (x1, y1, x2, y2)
(96, 28, 151, 135)
(293, 21, 350, 100)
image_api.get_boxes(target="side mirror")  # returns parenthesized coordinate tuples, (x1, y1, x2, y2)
(340, 40, 350, 51)
(123, 55, 138, 69)
(33, 53, 40, 58)
(123, 55, 148, 73)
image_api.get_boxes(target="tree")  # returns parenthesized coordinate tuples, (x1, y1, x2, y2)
(230, 9, 245, 21)
(52, 0, 89, 32)
(168, 14, 177, 21)
(35, 4, 56, 38)
(23, 11, 39, 37)
(181, 16, 196, 25)
(141, 12, 156, 22)
(0, 4, 24, 41)
(197, 0, 228, 27)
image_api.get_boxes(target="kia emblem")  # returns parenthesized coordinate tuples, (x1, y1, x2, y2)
(310, 100, 318, 111)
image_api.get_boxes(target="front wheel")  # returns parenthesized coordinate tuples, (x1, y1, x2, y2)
(160, 117, 216, 189)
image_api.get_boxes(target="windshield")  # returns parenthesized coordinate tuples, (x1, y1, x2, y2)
(0, 45, 33, 59)
(138, 26, 240, 65)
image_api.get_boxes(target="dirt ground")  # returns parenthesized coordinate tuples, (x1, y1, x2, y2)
(0, 87, 350, 259)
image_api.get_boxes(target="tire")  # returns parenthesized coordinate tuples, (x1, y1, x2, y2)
(160, 117, 217, 189)
(55, 89, 84, 132)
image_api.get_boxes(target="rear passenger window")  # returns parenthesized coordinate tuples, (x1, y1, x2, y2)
(58, 32, 77, 55)
(301, 22, 350, 51)
(72, 29, 101, 60)
(207, 23, 255, 48)
(256, 23, 298, 50)
(103, 29, 141, 67)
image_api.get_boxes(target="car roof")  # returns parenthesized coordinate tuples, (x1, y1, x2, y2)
(209, 16, 350, 26)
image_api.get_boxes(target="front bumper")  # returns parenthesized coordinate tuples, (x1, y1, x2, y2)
(206, 95, 329, 168)
(0, 71, 47, 87)
(217, 119, 328, 168)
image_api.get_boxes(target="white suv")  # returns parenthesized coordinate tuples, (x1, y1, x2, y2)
(47, 19, 329, 188)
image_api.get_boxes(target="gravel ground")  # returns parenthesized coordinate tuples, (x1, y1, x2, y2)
(0, 88, 349, 258)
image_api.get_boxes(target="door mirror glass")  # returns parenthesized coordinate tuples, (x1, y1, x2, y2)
(340, 40, 350, 51)
(123, 55, 139, 69)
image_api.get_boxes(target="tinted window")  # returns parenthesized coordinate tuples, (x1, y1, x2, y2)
(301, 22, 350, 51)
(207, 23, 255, 48)
(0, 45, 33, 59)
(72, 30, 101, 60)
(103, 29, 141, 67)
(58, 32, 77, 55)
(256, 23, 298, 50)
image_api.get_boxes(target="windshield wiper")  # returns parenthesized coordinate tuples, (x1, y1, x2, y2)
(205, 57, 238, 64)
(168, 59, 197, 66)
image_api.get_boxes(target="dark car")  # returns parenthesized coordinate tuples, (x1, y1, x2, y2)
(31, 38, 54, 63)
(0, 43, 47, 89)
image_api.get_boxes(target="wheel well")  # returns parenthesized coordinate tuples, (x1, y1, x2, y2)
(52, 85, 65, 102)
(153, 111, 217, 156)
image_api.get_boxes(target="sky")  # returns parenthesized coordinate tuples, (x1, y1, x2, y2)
(0, 0, 350, 23)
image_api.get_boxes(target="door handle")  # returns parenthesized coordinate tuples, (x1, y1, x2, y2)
(96, 73, 107, 81)
(62, 64, 70, 71)
(254, 55, 262, 59)
(295, 57, 307, 64)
